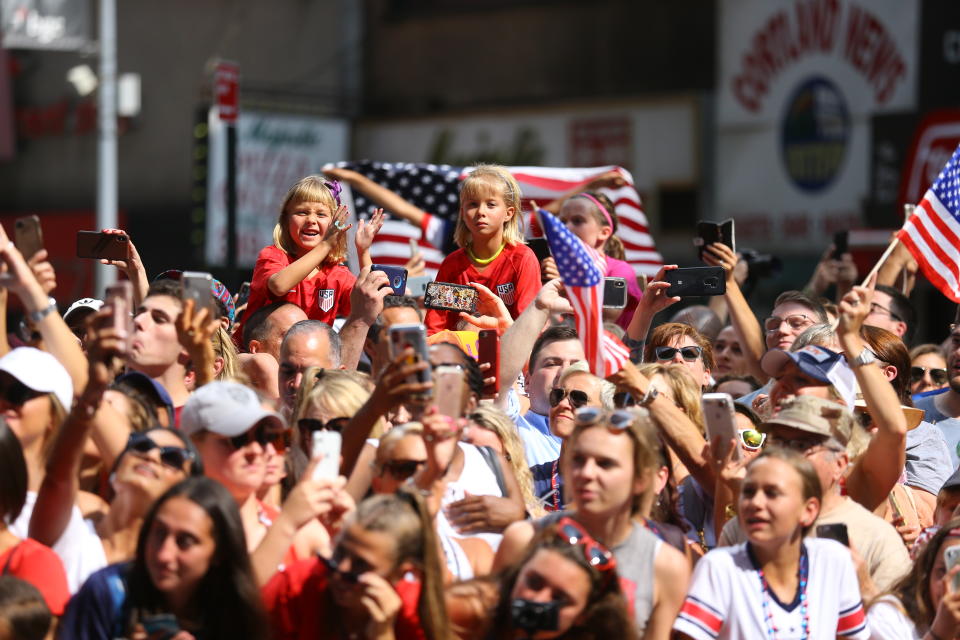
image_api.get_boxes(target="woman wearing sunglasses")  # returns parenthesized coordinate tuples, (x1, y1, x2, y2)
(263, 488, 451, 640)
(63, 476, 269, 639)
(643, 323, 714, 389)
(447, 517, 637, 639)
(910, 343, 949, 396)
(496, 406, 690, 638)
(674, 448, 869, 640)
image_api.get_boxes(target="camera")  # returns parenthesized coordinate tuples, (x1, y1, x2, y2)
(740, 248, 781, 279)
(392, 275, 403, 289)
(511, 599, 559, 633)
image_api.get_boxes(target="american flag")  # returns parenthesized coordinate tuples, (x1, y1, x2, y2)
(898, 143, 960, 302)
(329, 161, 662, 277)
(537, 207, 631, 378)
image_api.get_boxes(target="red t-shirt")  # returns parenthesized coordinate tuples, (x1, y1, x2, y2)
(262, 556, 425, 640)
(0, 538, 70, 615)
(424, 243, 540, 334)
(240, 245, 355, 335)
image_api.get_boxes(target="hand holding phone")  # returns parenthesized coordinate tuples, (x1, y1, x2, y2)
(14, 216, 43, 261)
(76, 231, 129, 261)
(181, 271, 215, 318)
(702, 393, 739, 462)
(664, 266, 725, 297)
(423, 282, 479, 314)
(372, 264, 408, 296)
(387, 323, 432, 400)
(311, 430, 342, 481)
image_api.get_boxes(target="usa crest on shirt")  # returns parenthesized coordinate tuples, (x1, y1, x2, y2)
(496, 283, 516, 306)
(318, 289, 335, 313)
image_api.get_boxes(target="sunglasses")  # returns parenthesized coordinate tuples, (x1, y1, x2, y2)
(320, 553, 360, 584)
(738, 428, 765, 450)
(613, 392, 636, 409)
(763, 314, 814, 333)
(911, 366, 948, 386)
(553, 517, 617, 578)
(549, 388, 590, 409)
(380, 458, 427, 480)
(227, 423, 291, 453)
(0, 377, 43, 406)
(127, 432, 195, 471)
(574, 406, 636, 431)
(654, 346, 702, 362)
(297, 417, 350, 434)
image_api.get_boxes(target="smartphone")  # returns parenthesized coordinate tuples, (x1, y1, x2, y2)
(511, 599, 559, 633)
(14, 215, 43, 260)
(478, 329, 500, 395)
(434, 365, 465, 418)
(528, 237, 551, 264)
(702, 393, 740, 462)
(946, 546, 960, 593)
(311, 430, 342, 480)
(181, 271, 215, 317)
(372, 264, 408, 297)
(141, 613, 181, 639)
(887, 491, 904, 521)
(832, 230, 849, 260)
(76, 231, 129, 261)
(407, 275, 431, 298)
(387, 323, 432, 399)
(816, 523, 850, 547)
(423, 282, 478, 314)
(236, 281, 251, 308)
(664, 266, 725, 297)
(105, 280, 133, 342)
(695, 219, 735, 260)
(409, 238, 420, 256)
(602, 277, 627, 309)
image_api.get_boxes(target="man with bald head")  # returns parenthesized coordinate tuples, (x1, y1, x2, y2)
(278, 319, 342, 412)
(242, 301, 308, 360)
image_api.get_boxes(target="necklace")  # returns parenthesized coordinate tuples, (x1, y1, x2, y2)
(467, 242, 505, 266)
(754, 544, 810, 640)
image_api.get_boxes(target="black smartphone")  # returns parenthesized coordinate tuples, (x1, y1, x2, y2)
(528, 238, 551, 263)
(372, 264, 409, 296)
(511, 599, 559, 633)
(695, 219, 735, 260)
(423, 282, 478, 314)
(236, 281, 251, 308)
(832, 231, 849, 260)
(478, 329, 500, 395)
(664, 266, 726, 297)
(602, 277, 627, 309)
(76, 231, 128, 261)
(816, 523, 849, 547)
(14, 215, 43, 260)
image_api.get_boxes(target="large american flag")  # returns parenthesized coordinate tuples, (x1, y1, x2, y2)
(537, 207, 631, 378)
(329, 161, 662, 277)
(898, 143, 960, 302)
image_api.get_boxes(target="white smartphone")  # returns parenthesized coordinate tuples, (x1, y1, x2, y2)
(945, 546, 960, 593)
(181, 271, 215, 317)
(434, 365, 465, 418)
(311, 430, 342, 481)
(702, 392, 740, 462)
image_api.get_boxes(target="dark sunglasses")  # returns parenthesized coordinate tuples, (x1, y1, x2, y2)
(613, 392, 636, 408)
(553, 517, 617, 578)
(297, 417, 350, 434)
(127, 432, 195, 471)
(320, 553, 359, 584)
(654, 345, 703, 362)
(0, 377, 43, 406)
(548, 388, 590, 409)
(911, 366, 948, 385)
(574, 406, 636, 431)
(380, 458, 427, 480)
(227, 423, 291, 453)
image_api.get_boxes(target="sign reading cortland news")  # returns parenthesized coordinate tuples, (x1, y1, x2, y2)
(206, 110, 349, 266)
(716, 0, 917, 248)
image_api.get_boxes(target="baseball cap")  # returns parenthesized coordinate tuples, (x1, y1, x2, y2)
(181, 381, 284, 437)
(63, 298, 104, 325)
(761, 345, 857, 408)
(0, 347, 73, 409)
(762, 395, 854, 446)
(114, 371, 175, 420)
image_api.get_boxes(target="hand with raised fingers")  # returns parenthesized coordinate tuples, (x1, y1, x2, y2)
(349, 266, 392, 326)
(98, 229, 143, 275)
(175, 298, 219, 385)
(702, 242, 740, 286)
(355, 208, 385, 255)
(322, 204, 352, 245)
(369, 347, 432, 413)
(636, 264, 681, 316)
(837, 272, 875, 337)
(533, 278, 574, 315)
(404, 250, 426, 278)
(458, 281, 513, 334)
(84, 306, 128, 388)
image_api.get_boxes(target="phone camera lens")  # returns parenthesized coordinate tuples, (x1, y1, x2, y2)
(393, 276, 402, 288)
(704, 277, 718, 287)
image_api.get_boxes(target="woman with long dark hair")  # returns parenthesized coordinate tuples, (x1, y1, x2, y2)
(60, 477, 267, 640)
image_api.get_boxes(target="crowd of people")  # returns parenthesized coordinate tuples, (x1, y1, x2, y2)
(0, 163, 959, 640)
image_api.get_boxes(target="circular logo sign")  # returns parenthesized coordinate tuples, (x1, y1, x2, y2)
(780, 76, 850, 193)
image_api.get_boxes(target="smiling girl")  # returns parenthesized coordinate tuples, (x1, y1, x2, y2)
(239, 176, 383, 335)
(424, 165, 540, 334)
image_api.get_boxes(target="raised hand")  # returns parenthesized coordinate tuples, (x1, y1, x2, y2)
(322, 204, 353, 245)
(355, 208, 385, 255)
(458, 281, 513, 334)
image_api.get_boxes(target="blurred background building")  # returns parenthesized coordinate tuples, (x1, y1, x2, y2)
(0, 0, 958, 339)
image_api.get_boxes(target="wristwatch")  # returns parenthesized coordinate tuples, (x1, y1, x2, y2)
(638, 385, 659, 407)
(28, 297, 57, 324)
(850, 347, 877, 368)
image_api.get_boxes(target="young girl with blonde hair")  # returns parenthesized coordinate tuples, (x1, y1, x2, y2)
(239, 175, 383, 334)
(424, 165, 540, 333)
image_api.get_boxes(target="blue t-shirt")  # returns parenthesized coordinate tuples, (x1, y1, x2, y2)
(914, 391, 960, 471)
(59, 563, 130, 640)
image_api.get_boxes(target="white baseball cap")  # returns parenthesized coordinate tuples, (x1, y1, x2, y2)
(62, 298, 104, 324)
(181, 381, 284, 437)
(0, 347, 73, 409)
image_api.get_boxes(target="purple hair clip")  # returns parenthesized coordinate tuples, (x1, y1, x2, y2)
(324, 179, 342, 207)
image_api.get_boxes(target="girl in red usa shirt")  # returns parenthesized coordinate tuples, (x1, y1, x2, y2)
(240, 175, 383, 334)
(424, 165, 540, 334)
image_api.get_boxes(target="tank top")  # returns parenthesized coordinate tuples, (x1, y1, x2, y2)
(537, 511, 660, 634)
